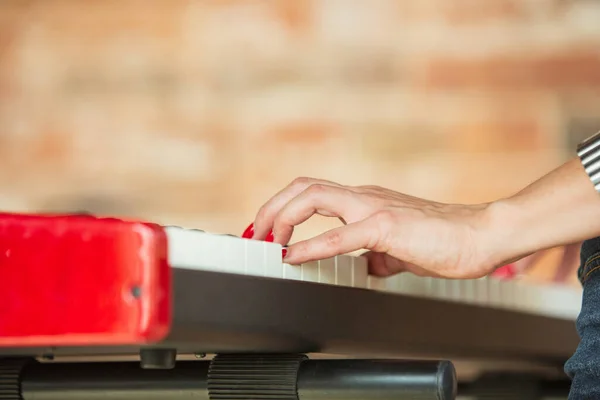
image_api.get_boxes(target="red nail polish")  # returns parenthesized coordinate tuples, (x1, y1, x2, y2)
(282, 248, 288, 258)
(242, 223, 254, 239)
(490, 264, 516, 280)
(242, 222, 274, 242)
(265, 230, 274, 242)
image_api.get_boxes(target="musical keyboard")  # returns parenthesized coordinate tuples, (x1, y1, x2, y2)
(165, 225, 582, 321)
(0, 212, 582, 365)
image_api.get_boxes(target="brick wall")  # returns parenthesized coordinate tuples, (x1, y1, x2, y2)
(2, 0, 600, 284)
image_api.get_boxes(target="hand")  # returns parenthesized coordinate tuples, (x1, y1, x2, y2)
(251, 177, 502, 279)
(252, 158, 600, 280)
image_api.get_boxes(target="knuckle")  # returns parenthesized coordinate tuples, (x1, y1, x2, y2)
(361, 185, 381, 191)
(306, 183, 327, 196)
(370, 210, 397, 247)
(324, 230, 343, 249)
(369, 210, 401, 252)
(256, 204, 270, 221)
(291, 176, 313, 188)
(372, 209, 396, 227)
(273, 210, 292, 227)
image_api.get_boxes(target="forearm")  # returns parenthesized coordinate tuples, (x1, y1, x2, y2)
(489, 157, 600, 262)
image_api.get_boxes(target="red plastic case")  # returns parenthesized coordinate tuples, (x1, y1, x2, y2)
(0, 213, 171, 347)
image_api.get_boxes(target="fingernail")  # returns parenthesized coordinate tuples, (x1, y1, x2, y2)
(265, 230, 274, 243)
(242, 223, 254, 239)
(283, 248, 292, 262)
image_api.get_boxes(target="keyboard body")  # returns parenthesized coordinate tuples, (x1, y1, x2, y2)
(0, 212, 582, 366)
(166, 225, 582, 322)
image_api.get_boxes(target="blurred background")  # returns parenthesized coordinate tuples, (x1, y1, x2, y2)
(2, 0, 600, 286)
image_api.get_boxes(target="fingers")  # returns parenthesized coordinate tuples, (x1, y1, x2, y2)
(272, 185, 368, 245)
(253, 177, 342, 239)
(364, 251, 396, 276)
(363, 251, 446, 278)
(283, 218, 381, 265)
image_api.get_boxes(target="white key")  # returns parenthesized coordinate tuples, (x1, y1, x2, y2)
(368, 275, 387, 291)
(383, 274, 402, 293)
(335, 256, 353, 287)
(220, 235, 245, 274)
(512, 280, 533, 314)
(447, 279, 462, 302)
(318, 257, 336, 285)
(283, 263, 302, 280)
(431, 278, 447, 300)
(243, 239, 265, 277)
(501, 279, 518, 311)
(546, 285, 581, 320)
(389, 274, 428, 297)
(165, 227, 267, 276)
(487, 277, 503, 309)
(352, 256, 368, 288)
(434, 278, 448, 299)
(264, 243, 283, 279)
(302, 261, 320, 282)
(474, 277, 489, 306)
(462, 279, 477, 303)
(424, 277, 436, 298)
(166, 227, 225, 270)
(164, 226, 201, 269)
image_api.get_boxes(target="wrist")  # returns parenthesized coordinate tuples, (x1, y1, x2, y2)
(482, 197, 542, 268)
(484, 157, 600, 269)
(477, 198, 533, 270)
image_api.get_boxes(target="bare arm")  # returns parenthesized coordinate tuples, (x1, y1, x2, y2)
(490, 157, 600, 265)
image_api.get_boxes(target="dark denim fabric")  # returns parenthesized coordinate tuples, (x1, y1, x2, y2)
(564, 237, 600, 399)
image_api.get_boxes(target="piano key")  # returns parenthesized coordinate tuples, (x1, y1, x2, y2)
(474, 277, 489, 304)
(244, 239, 265, 276)
(283, 262, 302, 281)
(335, 255, 352, 286)
(264, 242, 283, 278)
(427, 277, 443, 299)
(220, 233, 245, 274)
(446, 279, 462, 302)
(318, 257, 336, 285)
(462, 278, 476, 303)
(164, 226, 205, 269)
(367, 275, 387, 291)
(487, 276, 503, 308)
(352, 256, 369, 288)
(544, 284, 583, 320)
(302, 261, 320, 282)
(389, 273, 427, 297)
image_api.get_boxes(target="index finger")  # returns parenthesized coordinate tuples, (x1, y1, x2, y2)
(252, 177, 342, 239)
(283, 217, 383, 264)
